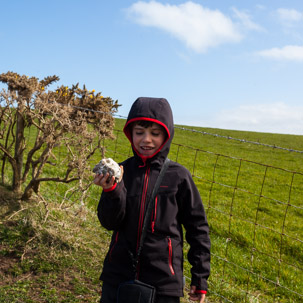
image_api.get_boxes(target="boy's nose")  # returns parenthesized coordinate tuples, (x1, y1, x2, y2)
(142, 133, 152, 142)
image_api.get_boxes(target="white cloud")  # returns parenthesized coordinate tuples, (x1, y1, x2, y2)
(276, 8, 303, 23)
(256, 45, 303, 61)
(213, 103, 303, 135)
(256, 4, 266, 10)
(232, 7, 264, 31)
(126, 1, 242, 53)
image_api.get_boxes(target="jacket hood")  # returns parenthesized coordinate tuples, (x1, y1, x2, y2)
(123, 97, 174, 164)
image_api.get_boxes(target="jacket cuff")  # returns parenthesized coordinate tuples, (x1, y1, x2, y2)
(195, 290, 207, 294)
(191, 276, 208, 292)
(103, 182, 117, 192)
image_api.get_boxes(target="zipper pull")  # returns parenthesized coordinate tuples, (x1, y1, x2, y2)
(151, 221, 155, 233)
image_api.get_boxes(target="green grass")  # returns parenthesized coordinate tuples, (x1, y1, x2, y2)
(1, 118, 303, 302)
(104, 119, 303, 303)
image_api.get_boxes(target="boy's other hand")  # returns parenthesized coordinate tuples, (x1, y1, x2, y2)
(189, 285, 206, 303)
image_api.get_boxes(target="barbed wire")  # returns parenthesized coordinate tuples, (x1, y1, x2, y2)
(174, 126, 303, 154)
(64, 103, 303, 154)
(69, 104, 127, 119)
(2, 96, 302, 154)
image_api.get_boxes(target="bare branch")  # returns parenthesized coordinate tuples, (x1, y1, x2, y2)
(0, 143, 14, 161)
(35, 177, 79, 183)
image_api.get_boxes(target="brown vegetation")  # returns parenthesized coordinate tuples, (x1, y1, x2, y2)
(0, 71, 120, 200)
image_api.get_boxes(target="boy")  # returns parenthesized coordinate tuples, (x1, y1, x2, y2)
(94, 97, 211, 303)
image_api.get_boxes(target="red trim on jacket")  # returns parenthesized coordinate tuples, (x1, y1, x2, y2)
(167, 237, 175, 275)
(151, 196, 158, 233)
(124, 117, 170, 142)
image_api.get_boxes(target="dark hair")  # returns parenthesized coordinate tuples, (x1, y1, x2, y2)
(133, 120, 154, 128)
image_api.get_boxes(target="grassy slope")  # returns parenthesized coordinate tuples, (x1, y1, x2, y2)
(0, 186, 108, 303)
(1, 118, 302, 302)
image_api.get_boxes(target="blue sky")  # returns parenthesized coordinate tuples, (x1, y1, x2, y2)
(1, 0, 303, 135)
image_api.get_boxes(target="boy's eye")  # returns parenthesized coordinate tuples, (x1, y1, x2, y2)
(152, 132, 160, 136)
(135, 132, 143, 135)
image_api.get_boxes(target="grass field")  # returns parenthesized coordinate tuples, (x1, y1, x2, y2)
(1, 118, 303, 302)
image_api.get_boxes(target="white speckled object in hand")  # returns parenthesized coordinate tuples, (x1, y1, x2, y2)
(93, 158, 121, 182)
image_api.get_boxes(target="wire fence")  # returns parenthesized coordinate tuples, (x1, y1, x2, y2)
(37, 125, 302, 303)
(62, 105, 303, 154)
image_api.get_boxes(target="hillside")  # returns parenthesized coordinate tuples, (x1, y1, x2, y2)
(1, 121, 302, 302)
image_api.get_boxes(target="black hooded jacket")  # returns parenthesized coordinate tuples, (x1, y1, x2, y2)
(97, 97, 211, 296)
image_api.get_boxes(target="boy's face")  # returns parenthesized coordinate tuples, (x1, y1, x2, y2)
(132, 123, 166, 157)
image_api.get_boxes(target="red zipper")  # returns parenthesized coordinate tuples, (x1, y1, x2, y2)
(136, 165, 150, 252)
(151, 196, 158, 233)
(109, 231, 119, 261)
(167, 237, 175, 275)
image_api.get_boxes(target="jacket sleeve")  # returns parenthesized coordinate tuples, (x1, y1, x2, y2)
(179, 172, 211, 291)
(97, 179, 127, 230)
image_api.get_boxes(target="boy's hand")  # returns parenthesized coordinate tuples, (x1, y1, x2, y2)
(94, 166, 123, 190)
(94, 172, 115, 189)
(189, 286, 206, 303)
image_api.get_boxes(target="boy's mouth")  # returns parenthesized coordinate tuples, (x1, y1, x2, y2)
(140, 146, 154, 150)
